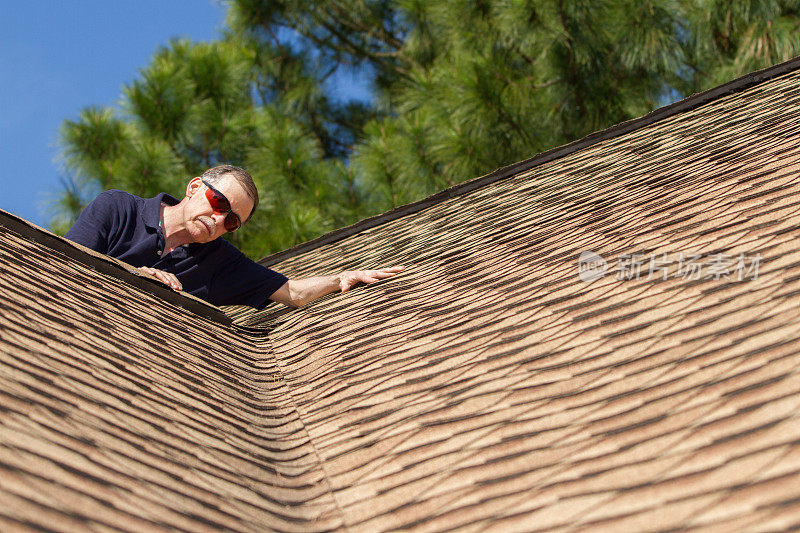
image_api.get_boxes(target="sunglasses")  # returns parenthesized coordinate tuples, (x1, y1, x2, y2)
(202, 179, 242, 232)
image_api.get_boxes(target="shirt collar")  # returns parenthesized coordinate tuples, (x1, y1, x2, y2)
(142, 192, 180, 231)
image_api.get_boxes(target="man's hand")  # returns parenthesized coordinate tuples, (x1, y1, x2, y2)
(270, 266, 404, 308)
(139, 266, 183, 291)
(338, 266, 405, 292)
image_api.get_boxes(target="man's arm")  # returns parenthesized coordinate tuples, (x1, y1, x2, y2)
(269, 266, 404, 308)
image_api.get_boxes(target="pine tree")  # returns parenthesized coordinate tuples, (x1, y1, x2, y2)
(680, 0, 800, 91)
(55, 0, 800, 257)
(57, 37, 369, 257)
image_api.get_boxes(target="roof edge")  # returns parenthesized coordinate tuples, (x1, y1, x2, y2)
(0, 209, 232, 327)
(258, 55, 800, 267)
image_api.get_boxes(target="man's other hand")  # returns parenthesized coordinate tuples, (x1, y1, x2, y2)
(339, 266, 404, 292)
(271, 266, 404, 308)
(139, 266, 183, 291)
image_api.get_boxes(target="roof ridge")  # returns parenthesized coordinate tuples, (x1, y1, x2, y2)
(0, 209, 232, 326)
(257, 55, 800, 267)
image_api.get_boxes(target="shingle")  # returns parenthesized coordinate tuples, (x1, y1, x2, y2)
(5, 59, 800, 531)
(0, 225, 343, 531)
(246, 62, 800, 529)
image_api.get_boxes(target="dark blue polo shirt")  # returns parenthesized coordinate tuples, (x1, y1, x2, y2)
(65, 190, 288, 309)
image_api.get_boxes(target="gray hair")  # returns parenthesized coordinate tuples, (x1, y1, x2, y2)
(201, 165, 259, 223)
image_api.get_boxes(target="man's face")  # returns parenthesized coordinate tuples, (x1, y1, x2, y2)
(183, 175, 254, 243)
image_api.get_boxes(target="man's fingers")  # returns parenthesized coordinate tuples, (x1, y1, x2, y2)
(339, 266, 404, 292)
(152, 271, 170, 286)
(363, 267, 404, 278)
(360, 267, 404, 282)
(371, 266, 404, 275)
(166, 275, 182, 291)
(158, 271, 182, 291)
(140, 267, 182, 291)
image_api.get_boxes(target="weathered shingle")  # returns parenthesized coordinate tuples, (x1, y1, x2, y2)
(235, 62, 800, 530)
(3, 59, 800, 531)
(0, 224, 343, 531)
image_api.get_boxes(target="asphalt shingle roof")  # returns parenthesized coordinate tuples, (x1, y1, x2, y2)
(2, 58, 800, 531)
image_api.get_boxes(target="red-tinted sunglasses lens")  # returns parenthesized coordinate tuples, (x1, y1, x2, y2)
(223, 213, 240, 232)
(205, 187, 230, 212)
(204, 186, 241, 232)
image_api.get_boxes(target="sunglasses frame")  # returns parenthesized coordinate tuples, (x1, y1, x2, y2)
(201, 179, 242, 232)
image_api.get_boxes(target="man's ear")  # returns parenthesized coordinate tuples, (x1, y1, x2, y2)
(186, 177, 203, 198)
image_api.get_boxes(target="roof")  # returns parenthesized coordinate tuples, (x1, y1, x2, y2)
(0, 214, 343, 530)
(3, 57, 800, 531)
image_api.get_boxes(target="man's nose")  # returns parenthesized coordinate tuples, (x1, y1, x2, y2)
(211, 212, 227, 231)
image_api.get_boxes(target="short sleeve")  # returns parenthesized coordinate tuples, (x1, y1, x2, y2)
(64, 190, 125, 253)
(206, 241, 289, 309)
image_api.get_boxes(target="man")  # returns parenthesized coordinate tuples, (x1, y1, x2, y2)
(65, 165, 402, 309)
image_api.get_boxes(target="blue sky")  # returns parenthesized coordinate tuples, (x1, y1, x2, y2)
(1, 1, 227, 227)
